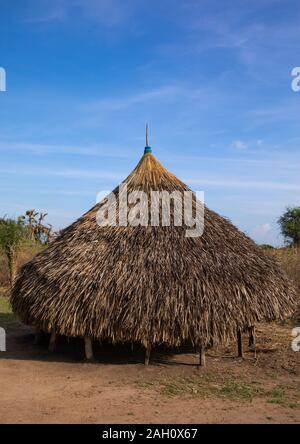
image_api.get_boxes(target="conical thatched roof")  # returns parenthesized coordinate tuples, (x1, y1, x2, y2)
(11, 148, 296, 348)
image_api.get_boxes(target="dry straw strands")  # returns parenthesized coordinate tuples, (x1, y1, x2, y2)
(11, 152, 297, 351)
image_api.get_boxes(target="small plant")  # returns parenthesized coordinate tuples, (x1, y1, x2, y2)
(218, 380, 265, 401)
(150, 374, 299, 408)
(0, 296, 19, 327)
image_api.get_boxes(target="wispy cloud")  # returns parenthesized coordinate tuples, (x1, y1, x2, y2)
(187, 177, 300, 192)
(0, 142, 132, 158)
(0, 165, 123, 181)
(22, 0, 140, 27)
(168, 152, 300, 171)
(1, 0, 299, 245)
(157, 1, 300, 86)
(251, 222, 278, 244)
(24, 7, 65, 24)
(232, 140, 248, 150)
(253, 222, 271, 235)
(73, 0, 139, 26)
(86, 86, 182, 112)
(247, 98, 300, 128)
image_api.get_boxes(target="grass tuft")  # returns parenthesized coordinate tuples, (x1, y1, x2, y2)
(0, 296, 20, 327)
(135, 373, 300, 409)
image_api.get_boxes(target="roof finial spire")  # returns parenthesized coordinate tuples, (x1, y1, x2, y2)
(146, 123, 149, 147)
(144, 123, 152, 154)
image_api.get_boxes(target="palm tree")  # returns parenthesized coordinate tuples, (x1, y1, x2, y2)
(0, 217, 29, 288)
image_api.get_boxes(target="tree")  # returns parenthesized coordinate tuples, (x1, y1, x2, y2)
(260, 244, 274, 250)
(19, 209, 53, 244)
(278, 206, 300, 247)
(0, 217, 29, 287)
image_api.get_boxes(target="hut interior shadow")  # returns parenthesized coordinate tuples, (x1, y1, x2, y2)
(1, 328, 257, 366)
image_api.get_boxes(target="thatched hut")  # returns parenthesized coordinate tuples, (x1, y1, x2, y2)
(11, 139, 296, 365)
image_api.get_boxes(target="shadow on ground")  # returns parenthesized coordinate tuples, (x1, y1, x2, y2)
(1, 324, 205, 366)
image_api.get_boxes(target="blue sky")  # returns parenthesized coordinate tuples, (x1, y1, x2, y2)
(0, 0, 299, 245)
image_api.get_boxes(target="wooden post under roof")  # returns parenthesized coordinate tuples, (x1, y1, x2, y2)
(237, 329, 243, 358)
(48, 330, 57, 352)
(248, 326, 255, 348)
(34, 327, 43, 345)
(144, 345, 151, 365)
(199, 344, 206, 367)
(84, 337, 94, 361)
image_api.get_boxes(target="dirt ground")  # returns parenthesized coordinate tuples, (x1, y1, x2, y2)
(0, 316, 299, 424)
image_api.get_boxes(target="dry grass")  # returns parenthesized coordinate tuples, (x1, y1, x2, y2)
(0, 295, 20, 327)
(265, 247, 300, 320)
(270, 247, 300, 292)
(11, 152, 296, 349)
(134, 321, 300, 408)
(147, 376, 300, 408)
(157, 374, 300, 408)
(0, 244, 43, 290)
(136, 372, 300, 410)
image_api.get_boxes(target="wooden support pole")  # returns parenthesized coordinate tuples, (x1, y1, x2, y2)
(34, 327, 43, 345)
(144, 345, 151, 365)
(248, 326, 255, 348)
(84, 337, 94, 361)
(199, 345, 206, 367)
(48, 330, 57, 352)
(237, 329, 243, 358)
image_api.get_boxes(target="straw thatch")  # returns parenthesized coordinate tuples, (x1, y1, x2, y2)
(11, 151, 297, 349)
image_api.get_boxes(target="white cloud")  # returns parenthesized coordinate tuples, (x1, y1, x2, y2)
(251, 223, 278, 245)
(232, 140, 248, 150)
(253, 223, 271, 237)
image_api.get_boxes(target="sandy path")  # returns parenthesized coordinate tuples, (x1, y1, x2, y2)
(0, 358, 299, 424)
(0, 324, 299, 424)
